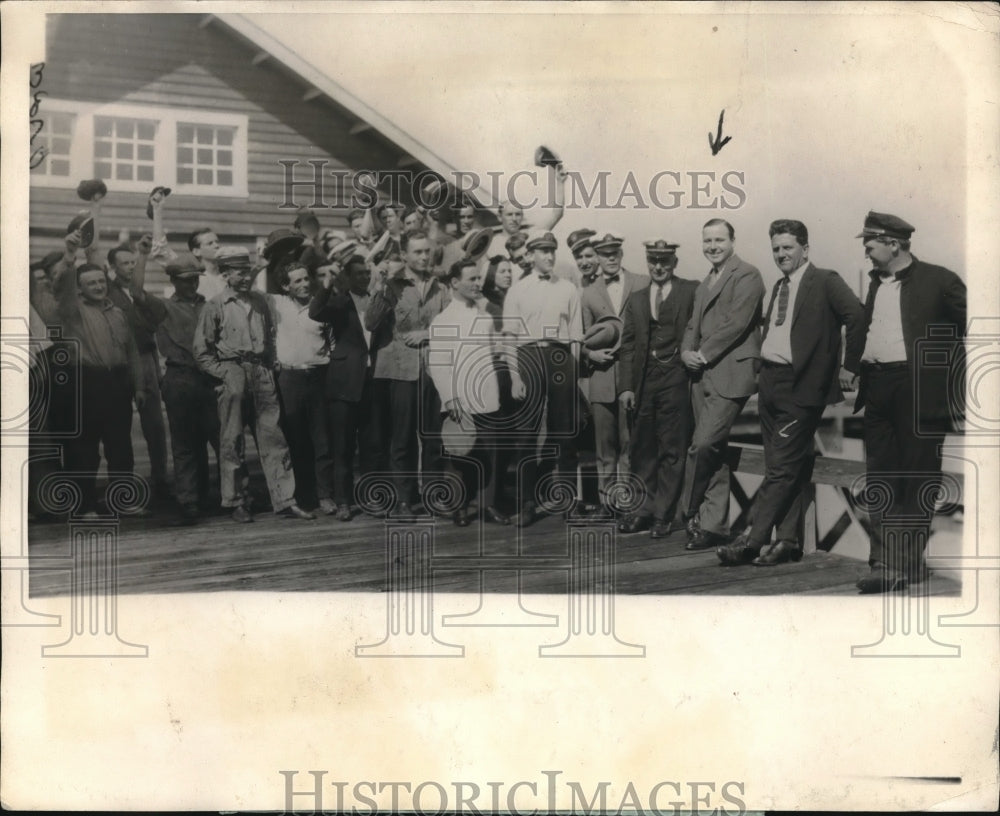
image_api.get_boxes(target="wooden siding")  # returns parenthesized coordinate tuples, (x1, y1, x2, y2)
(29, 14, 430, 265)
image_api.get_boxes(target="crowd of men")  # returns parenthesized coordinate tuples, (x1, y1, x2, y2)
(27, 157, 966, 594)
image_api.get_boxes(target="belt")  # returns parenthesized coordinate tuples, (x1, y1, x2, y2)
(760, 359, 793, 369)
(861, 360, 909, 372)
(280, 363, 327, 371)
(220, 353, 268, 365)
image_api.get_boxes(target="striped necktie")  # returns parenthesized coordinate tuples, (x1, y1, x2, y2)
(775, 276, 790, 326)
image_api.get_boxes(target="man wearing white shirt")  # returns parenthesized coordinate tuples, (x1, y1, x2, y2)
(429, 259, 510, 527)
(271, 261, 334, 515)
(502, 230, 584, 526)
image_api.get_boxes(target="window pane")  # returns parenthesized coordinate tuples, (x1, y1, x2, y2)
(178, 124, 194, 144)
(197, 148, 213, 164)
(54, 114, 73, 135)
(116, 142, 133, 159)
(117, 120, 134, 139)
(137, 165, 154, 181)
(177, 167, 193, 184)
(196, 168, 213, 185)
(137, 121, 155, 140)
(95, 141, 112, 158)
(217, 129, 233, 146)
(117, 163, 133, 180)
(217, 169, 233, 186)
(138, 144, 154, 161)
(95, 161, 111, 177)
(51, 159, 70, 176)
(52, 137, 70, 155)
(217, 149, 232, 166)
(95, 118, 112, 138)
(196, 127, 213, 144)
(177, 146, 193, 164)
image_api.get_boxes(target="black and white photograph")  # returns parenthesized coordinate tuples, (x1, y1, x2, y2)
(2, 2, 998, 811)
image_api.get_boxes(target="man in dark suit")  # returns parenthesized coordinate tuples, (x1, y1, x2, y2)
(618, 240, 699, 537)
(679, 219, 765, 550)
(850, 211, 966, 593)
(717, 220, 865, 565)
(581, 233, 648, 519)
(309, 255, 382, 521)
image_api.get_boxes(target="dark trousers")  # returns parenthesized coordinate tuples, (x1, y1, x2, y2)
(328, 371, 381, 508)
(381, 373, 444, 505)
(681, 374, 747, 535)
(748, 364, 824, 547)
(137, 348, 169, 486)
(278, 367, 333, 508)
(631, 362, 692, 522)
(447, 411, 501, 511)
(862, 367, 944, 573)
(161, 364, 220, 511)
(64, 365, 135, 514)
(514, 343, 579, 508)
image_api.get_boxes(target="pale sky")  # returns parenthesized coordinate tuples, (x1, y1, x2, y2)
(254, 3, 979, 294)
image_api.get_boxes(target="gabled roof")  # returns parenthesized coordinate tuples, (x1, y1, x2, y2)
(209, 13, 498, 213)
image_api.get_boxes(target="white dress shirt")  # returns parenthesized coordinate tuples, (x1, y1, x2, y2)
(861, 275, 907, 363)
(428, 297, 499, 415)
(761, 261, 808, 365)
(271, 293, 330, 367)
(605, 275, 624, 314)
(502, 271, 582, 344)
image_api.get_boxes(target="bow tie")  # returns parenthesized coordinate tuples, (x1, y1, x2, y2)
(604, 275, 620, 284)
(537, 273, 551, 281)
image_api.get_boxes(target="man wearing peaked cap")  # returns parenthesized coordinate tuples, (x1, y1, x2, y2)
(502, 223, 584, 526)
(580, 232, 646, 520)
(568, 228, 600, 288)
(130, 237, 221, 525)
(617, 240, 699, 537)
(851, 210, 966, 594)
(193, 243, 315, 522)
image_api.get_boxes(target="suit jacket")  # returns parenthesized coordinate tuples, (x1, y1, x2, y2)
(681, 253, 765, 399)
(855, 257, 966, 421)
(309, 287, 371, 402)
(620, 277, 699, 403)
(760, 263, 865, 407)
(581, 269, 646, 403)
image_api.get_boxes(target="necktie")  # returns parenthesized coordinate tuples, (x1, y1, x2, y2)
(775, 276, 790, 326)
(707, 269, 719, 289)
(654, 283, 664, 316)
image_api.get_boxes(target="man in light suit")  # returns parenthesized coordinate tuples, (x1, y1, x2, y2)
(679, 219, 765, 550)
(581, 233, 647, 519)
(618, 240, 699, 537)
(717, 220, 865, 565)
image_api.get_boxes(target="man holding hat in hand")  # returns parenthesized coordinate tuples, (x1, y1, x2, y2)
(502, 229, 583, 526)
(581, 233, 647, 519)
(852, 211, 966, 593)
(193, 246, 314, 522)
(131, 236, 221, 525)
(618, 240, 698, 537)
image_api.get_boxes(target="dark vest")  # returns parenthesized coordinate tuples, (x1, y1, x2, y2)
(646, 288, 683, 368)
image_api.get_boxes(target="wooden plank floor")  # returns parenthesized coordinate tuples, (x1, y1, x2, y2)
(25, 508, 961, 598)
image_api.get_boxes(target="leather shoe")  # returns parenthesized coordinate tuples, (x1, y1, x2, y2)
(484, 506, 510, 525)
(618, 514, 652, 535)
(318, 498, 337, 516)
(686, 528, 728, 551)
(716, 531, 760, 565)
(336, 504, 352, 522)
(684, 513, 702, 539)
(280, 503, 316, 520)
(649, 520, 672, 539)
(232, 505, 254, 523)
(512, 503, 538, 528)
(856, 563, 908, 594)
(753, 540, 803, 566)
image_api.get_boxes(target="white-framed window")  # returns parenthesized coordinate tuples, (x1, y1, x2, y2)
(30, 99, 248, 197)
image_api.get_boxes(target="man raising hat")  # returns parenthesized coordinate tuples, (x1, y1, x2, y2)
(617, 240, 699, 537)
(193, 246, 314, 522)
(851, 211, 966, 593)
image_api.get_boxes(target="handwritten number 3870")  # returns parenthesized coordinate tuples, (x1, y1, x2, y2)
(29, 62, 47, 169)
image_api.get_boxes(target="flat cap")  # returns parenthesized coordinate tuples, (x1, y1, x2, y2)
(216, 245, 252, 269)
(525, 230, 558, 251)
(644, 239, 680, 258)
(592, 232, 624, 253)
(856, 211, 915, 241)
(261, 228, 304, 261)
(165, 254, 202, 279)
(567, 228, 597, 254)
(76, 178, 107, 202)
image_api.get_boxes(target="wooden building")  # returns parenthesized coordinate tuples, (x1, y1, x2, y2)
(30, 13, 492, 277)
